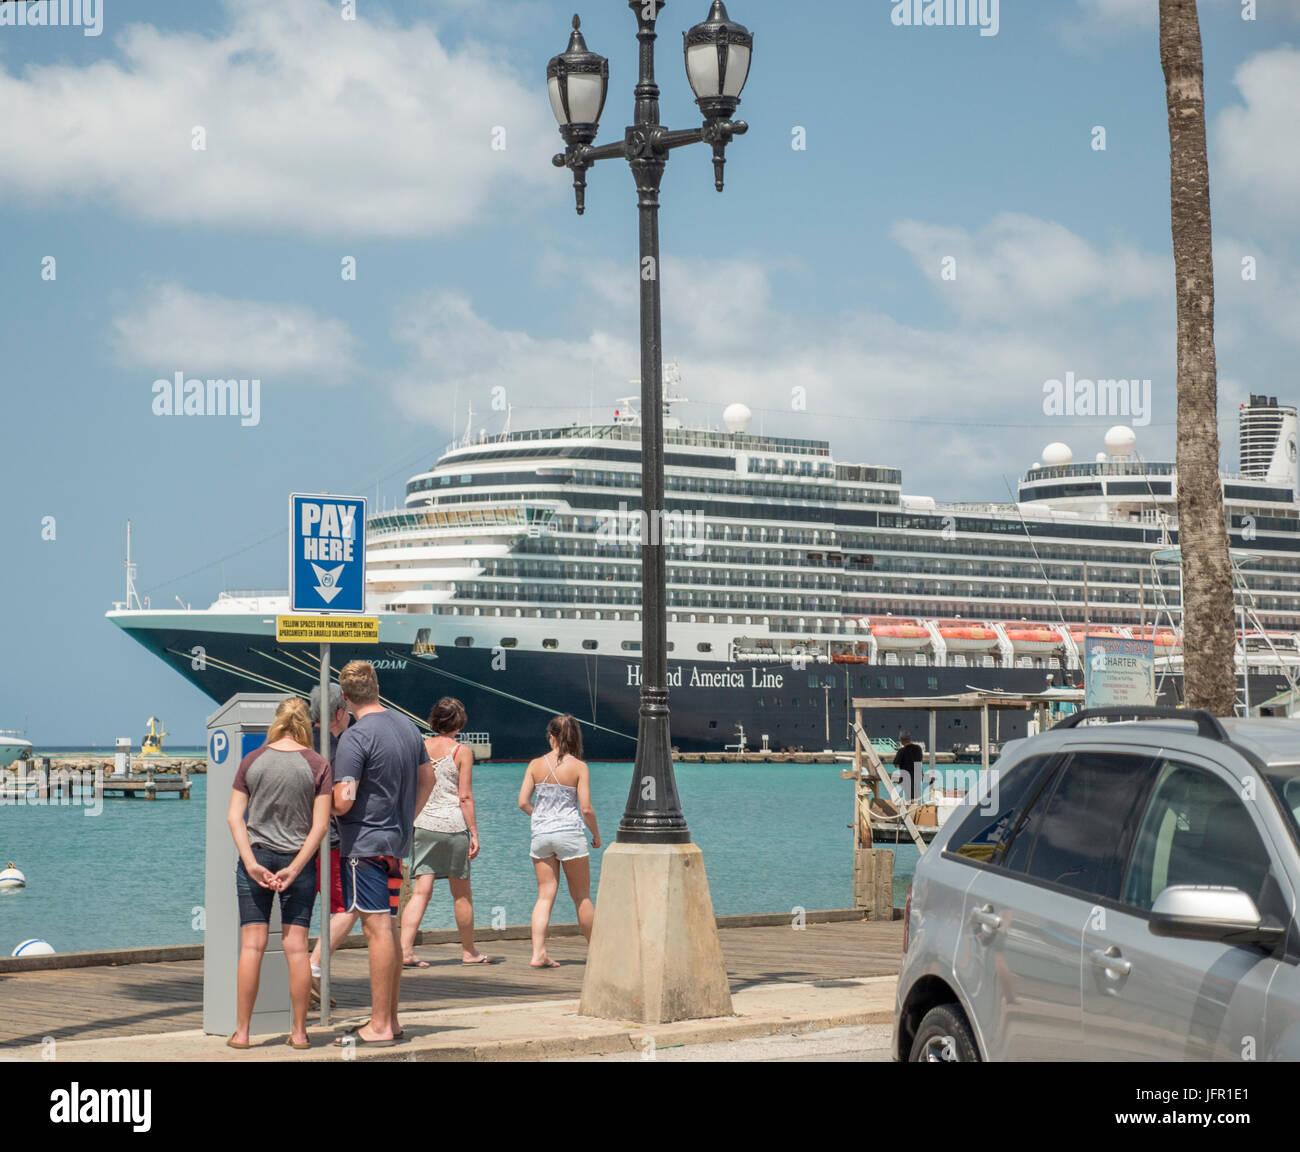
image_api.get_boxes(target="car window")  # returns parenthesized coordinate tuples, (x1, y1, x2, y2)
(1014, 751, 1155, 899)
(1123, 759, 1273, 911)
(945, 754, 1056, 867)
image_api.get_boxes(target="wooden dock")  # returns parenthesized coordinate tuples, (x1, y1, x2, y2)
(1, 758, 195, 800)
(0, 915, 902, 1048)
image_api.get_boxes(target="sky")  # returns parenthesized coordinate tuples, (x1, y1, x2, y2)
(1, 0, 1298, 745)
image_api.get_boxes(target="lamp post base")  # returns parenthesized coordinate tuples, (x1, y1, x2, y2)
(579, 842, 733, 1025)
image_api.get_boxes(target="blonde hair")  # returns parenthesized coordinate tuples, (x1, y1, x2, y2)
(267, 697, 311, 746)
(339, 660, 379, 706)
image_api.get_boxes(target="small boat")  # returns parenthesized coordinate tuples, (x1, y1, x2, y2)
(0, 731, 33, 769)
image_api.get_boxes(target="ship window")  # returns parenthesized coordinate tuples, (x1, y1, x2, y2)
(455, 637, 474, 647)
(895, 676, 905, 689)
(582, 640, 598, 650)
(621, 640, 641, 651)
(877, 676, 889, 689)
(708, 720, 718, 729)
(542, 638, 558, 649)
(928, 677, 939, 691)
(499, 638, 517, 648)
(667, 642, 676, 652)
(697, 643, 712, 652)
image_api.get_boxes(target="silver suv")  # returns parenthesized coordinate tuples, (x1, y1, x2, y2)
(893, 707, 1300, 1061)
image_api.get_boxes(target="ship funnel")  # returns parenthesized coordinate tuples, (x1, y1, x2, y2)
(1240, 394, 1298, 491)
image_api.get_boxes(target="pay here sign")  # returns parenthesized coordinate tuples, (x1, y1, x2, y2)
(289, 493, 366, 614)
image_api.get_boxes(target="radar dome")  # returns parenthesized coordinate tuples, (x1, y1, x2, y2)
(1104, 425, 1136, 457)
(1096, 452, 1107, 463)
(1041, 442, 1073, 467)
(722, 402, 753, 434)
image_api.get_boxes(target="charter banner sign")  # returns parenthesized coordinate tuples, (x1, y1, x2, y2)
(1085, 638, 1156, 709)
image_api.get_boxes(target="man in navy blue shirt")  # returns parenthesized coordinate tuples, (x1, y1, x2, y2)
(332, 661, 433, 1046)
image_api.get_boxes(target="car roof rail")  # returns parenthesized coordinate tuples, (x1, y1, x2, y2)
(1053, 706, 1229, 742)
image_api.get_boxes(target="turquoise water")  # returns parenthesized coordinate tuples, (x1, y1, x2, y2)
(0, 760, 931, 954)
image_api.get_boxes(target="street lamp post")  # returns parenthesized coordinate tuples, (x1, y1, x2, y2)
(549, 0, 751, 844)
(548, 0, 753, 1024)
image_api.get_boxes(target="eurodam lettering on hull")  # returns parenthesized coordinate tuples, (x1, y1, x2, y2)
(107, 386, 1300, 760)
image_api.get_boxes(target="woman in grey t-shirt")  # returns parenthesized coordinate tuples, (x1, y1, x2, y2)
(226, 696, 332, 1049)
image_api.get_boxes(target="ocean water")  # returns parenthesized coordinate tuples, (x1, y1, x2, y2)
(0, 759, 931, 955)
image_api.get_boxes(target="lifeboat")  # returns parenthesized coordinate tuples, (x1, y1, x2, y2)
(1131, 626, 1180, 649)
(937, 623, 999, 652)
(1070, 627, 1126, 644)
(1003, 626, 1063, 653)
(869, 622, 931, 650)
(832, 644, 871, 663)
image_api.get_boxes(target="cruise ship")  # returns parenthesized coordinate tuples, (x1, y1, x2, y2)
(108, 389, 1300, 759)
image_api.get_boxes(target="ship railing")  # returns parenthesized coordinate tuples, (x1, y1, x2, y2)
(459, 732, 491, 745)
(218, 589, 289, 600)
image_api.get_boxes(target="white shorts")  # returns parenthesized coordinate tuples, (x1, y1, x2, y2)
(530, 828, 588, 861)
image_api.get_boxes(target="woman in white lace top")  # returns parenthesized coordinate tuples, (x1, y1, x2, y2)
(399, 697, 496, 965)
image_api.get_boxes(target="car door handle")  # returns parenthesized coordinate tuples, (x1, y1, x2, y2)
(970, 905, 1002, 932)
(1088, 946, 1132, 978)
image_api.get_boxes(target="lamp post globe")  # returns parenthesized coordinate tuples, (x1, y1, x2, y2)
(683, 0, 753, 120)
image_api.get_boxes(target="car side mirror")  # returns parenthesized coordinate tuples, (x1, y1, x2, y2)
(1149, 885, 1284, 948)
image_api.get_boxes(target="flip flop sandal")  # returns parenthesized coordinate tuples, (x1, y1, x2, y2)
(461, 955, 501, 964)
(226, 1035, 251, 1049)
(402, 959, 430, 968)
(285, 1036, 311, 1050)
(338, 1024, 404, 1039)
(333, 1032, 398, 1048)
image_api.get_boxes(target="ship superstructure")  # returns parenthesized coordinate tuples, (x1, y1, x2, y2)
(108, 390, 1300, 757)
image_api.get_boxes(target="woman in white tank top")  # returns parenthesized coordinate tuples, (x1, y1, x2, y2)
(399, 697, 497, 965)
(517, 714, 601, 968)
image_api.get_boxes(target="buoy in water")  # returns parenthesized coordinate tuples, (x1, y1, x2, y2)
(0, 862, 25, 890)
(13, 938, 54, 957)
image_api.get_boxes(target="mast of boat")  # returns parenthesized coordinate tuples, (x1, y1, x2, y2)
(460, 400, 474, 449)
(123, 521, 145, 611)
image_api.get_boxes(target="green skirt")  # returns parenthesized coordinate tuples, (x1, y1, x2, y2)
(409, 827, 471, 880)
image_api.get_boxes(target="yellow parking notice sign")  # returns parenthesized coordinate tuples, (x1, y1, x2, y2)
(276, 616, 380, 644)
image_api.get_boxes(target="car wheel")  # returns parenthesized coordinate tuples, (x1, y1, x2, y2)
(908, 1004, 980, 1062)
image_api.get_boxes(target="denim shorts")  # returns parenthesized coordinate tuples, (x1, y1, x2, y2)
(235, 845, 317, 927)
(530, 827, 588, 861)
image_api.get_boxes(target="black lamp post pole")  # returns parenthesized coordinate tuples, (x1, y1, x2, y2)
(552, 1, 748, 844)
(623, 0, 687, 844)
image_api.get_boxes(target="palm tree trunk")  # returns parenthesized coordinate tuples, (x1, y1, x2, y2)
(1160, 0, 1236, 715)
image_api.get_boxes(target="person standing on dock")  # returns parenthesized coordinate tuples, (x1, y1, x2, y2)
(226, 697, 332, 1050)
(331, 661, 434, 1047)
(308, 683, 357, 1009)
(399, 697, 496, 967)
(894, 733, 923, 803)
(518, 714, 600, 969)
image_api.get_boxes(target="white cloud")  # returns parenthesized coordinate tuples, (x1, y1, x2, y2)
(1215, 47, 1300, 234)
(112, 282, 356, 380)
(387, 216, 1185, 497)
(0, 0, 556, 237)
(890, 213, 1168, 325)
